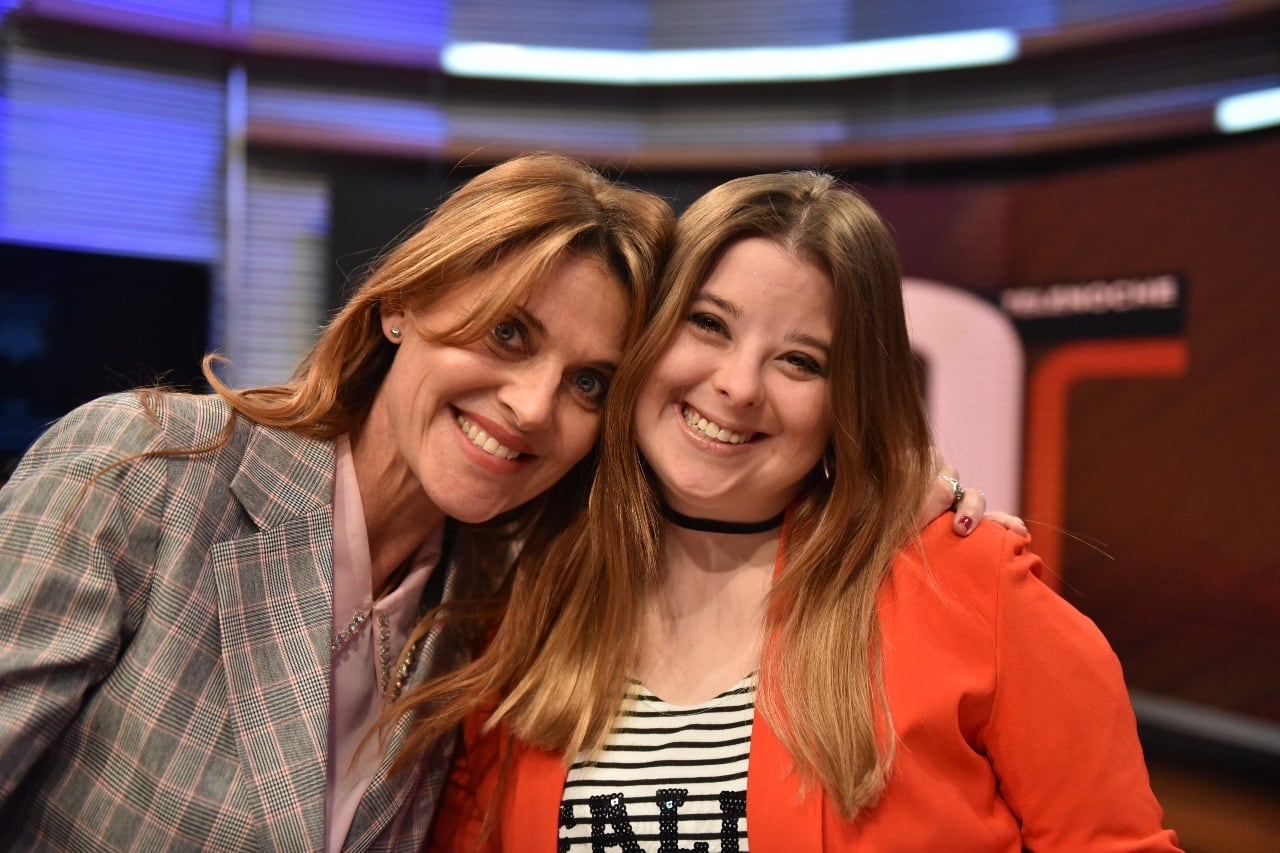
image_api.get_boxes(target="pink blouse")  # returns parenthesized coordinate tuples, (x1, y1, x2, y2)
(326, 435, 442, 853)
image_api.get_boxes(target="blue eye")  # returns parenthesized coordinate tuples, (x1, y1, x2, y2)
(572, 371, 609, 405)
(491, 319, 526, 351)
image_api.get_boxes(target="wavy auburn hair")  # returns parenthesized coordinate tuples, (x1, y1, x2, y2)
(201, 153, 670, 584)
(209, 152, 670, 439)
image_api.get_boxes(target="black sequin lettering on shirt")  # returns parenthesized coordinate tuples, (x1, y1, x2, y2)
(719, 790, 747, 853)
(586, 792, 643, 852)
(559, 802, 578, 853)
(655, 788, 708, 852)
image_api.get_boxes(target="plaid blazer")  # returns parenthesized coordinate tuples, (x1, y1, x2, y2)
(0, 392, 461, 851)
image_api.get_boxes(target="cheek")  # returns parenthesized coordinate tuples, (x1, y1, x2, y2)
(551, 410, 604, 472)
(641, 336, 696, 399)
(634, 357, 688, 429)
(632, 387, 667, 454)
(633, 380, 663, 424)
(380, 360, 423, 431)
(388, 342, 442, 402)
(796, 391, 833, 452)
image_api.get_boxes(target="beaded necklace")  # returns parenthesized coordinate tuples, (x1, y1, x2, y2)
(331, 550, 447, 699)
(332, 608, 422, 698)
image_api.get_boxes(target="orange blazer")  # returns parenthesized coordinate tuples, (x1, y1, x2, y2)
(429, 518, 1180, 852)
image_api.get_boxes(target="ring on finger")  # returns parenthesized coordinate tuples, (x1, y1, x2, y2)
(938, 474, 965, 509)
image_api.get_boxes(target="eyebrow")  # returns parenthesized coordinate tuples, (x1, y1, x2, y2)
(694, 292, 740, 319)
(513, 305, 546, 336)
(787, 331, 831, 356)
(694, 292, 831, 355)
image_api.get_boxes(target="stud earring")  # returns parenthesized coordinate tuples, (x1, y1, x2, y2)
(389, 327, 402, 340)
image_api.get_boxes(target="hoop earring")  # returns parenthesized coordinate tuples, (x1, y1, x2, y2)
(822, 449, 834, 482)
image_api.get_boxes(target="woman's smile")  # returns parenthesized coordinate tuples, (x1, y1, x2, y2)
(360, 252, 628, 526)
(455, 410, 530, 462)
(680, 403, 755, 445)
(635, 236, 835, 522)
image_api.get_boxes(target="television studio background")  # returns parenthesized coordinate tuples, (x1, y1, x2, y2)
(1, 1, 1277, 848)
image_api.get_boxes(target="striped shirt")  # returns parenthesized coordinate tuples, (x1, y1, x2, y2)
(559, 673, 756, 852)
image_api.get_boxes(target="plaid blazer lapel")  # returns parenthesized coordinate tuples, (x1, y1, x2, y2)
(342, 551, 466, 852)
(211, 428, 336, 852)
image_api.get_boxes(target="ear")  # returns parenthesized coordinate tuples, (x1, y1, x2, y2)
(381, 308, 406, 343)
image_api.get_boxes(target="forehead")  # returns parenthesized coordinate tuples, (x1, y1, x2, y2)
(700, 237, 835, 326)
(435, 248, 622, 314)
(523, 253, 624, 315)
(522, 253, 632, 353)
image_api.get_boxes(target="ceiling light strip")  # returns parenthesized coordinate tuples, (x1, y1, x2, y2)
(1215, 86, 1280, 133)
(442, 29, 1019, 86)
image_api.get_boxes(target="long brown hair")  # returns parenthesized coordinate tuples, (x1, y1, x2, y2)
(399, 171, 933, 818)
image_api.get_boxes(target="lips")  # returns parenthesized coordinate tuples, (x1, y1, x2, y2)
(681, 404, 755, 445)
(456, 413, 522, 460)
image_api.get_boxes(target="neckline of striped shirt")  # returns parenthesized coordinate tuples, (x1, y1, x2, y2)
(559, 673, 756, 850)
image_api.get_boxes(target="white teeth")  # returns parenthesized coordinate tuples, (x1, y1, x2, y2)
(682, 405, 750, 445)
(456, 415, 520, 460)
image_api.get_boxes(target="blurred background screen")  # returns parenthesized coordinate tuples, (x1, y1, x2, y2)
(0, 243, 210, 475)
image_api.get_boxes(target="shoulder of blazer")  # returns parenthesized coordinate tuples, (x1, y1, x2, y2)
(890, 515, 1019, 599)
(135, 391, 336, 529)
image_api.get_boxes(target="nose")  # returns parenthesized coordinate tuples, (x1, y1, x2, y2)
(498, 360, 560, 431)
(712, 349, 765, 408)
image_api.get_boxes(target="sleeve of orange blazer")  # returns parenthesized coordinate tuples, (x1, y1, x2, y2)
(982, 531, 1180, 852)
(0, 395, 166, 805)
(427, 705, 505, 852)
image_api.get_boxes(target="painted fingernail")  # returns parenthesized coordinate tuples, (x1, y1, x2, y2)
(958, 515, 973, 532)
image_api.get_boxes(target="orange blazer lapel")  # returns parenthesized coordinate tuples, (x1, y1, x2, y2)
(508, 744, 569, 850)
(746, 712, 825, 851)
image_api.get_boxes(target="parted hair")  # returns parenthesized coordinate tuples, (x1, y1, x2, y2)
(397, 171, 934, 819)
(208, 152, 670, 441)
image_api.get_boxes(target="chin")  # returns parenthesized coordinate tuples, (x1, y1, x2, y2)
(434, 490, 520, 525)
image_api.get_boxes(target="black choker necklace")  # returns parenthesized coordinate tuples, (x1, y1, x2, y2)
(660, 505, 785, 535)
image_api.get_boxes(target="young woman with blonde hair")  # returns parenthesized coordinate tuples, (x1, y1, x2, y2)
(424, 171, 1177, 850)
